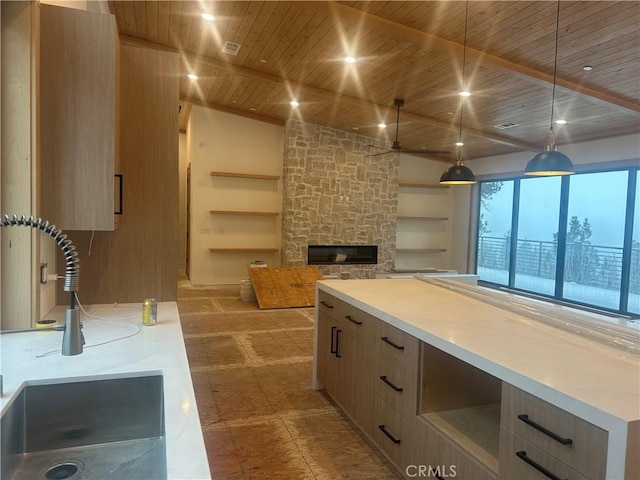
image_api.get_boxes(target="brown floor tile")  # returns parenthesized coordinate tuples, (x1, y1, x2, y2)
(184, 335, 246, 368)
(216, 296, 261, 312)
(214, 383, 273, 421)
(180, 275, 401, 479)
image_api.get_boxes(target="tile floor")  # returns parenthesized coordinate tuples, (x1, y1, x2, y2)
(177, 274, 402, 479)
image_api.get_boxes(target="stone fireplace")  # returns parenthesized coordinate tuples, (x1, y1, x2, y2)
(281, 120, 398, 278)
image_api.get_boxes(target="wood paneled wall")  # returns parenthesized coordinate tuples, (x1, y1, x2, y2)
(1, 1, 40, 329)
(58, 45, 180, 305)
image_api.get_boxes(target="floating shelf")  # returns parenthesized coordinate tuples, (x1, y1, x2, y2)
(397, 215, 448, 220)
(398, 182, 449, 189)
(209, 248, 279, 253)
(396, 248, 447, 253)
(210, 210, 279, 216)
(210, 171, 280, 180)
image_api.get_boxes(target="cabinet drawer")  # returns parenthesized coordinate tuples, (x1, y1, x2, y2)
(340, 303, 377, 341)
(501, 383, 607, 479)
(373, 395, 415, 474)
(376, 321, 419, 367)
(374, 350, 418, 420)
(499, 427, 588, 480)
(317, 291, 343, 320)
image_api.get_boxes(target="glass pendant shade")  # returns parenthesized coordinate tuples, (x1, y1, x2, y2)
(439, 163, 476, 185)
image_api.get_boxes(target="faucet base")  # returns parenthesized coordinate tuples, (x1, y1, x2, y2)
(62, 308, 83, 356)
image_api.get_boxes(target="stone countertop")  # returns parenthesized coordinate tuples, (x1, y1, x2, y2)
(0, 301, 211, 480)
(317, 278, 640, 425)
(316, 278, 640, 478)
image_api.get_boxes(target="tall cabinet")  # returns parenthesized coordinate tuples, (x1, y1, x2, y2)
(40, 4, 121, 231)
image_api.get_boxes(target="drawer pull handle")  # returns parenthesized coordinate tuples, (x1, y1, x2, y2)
(320, 300, 334, 309)
(380, 375, 403, 392)
(330, 326, 337, 354)
(517, 414, 573, 445)
(516, 451, 567, 480)
(344, 315, 363, 325)
(378, 424, 401, 444)
(335, 329, 342, 358)
(381, 336, 405, 350)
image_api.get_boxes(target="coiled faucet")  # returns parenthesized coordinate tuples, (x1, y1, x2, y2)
(0, 214, 83, 355)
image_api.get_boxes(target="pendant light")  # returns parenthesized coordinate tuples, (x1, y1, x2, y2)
(440, 1, 476, 185)
(524, 0, 574, 176)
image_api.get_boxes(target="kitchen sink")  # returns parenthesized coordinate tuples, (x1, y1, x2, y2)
(0, 374, 166, 480)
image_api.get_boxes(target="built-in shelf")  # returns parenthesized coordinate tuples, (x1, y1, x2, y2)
(396, 248, 447, 253)
(422, 405, 500, 474)
(210, 171, 280, 180)
(209, 248, 278, 253)
(397, 215, 448, 221)
(210, 210, 279, 216)
(398, 182, 449, 189)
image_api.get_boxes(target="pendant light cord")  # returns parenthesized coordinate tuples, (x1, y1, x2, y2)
(458, 0, 469, 150)
(550, 0, 561, 130)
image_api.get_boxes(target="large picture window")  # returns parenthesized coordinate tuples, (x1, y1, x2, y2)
(476, 167, 639, 317)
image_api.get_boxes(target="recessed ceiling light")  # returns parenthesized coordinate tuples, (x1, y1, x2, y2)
(249, 107, 257, 112)
(290, 100, 299, 107)
(455, 142, 464, 146)
(555, 119, 567, 125)
(459, 91, 471, 97)
(344, 56, 356, 64)
(582, 65, 593, 71)
(352, 127, 360, 130)
(378, 123, 387, 129)
(260, 59, 267, 64)
(187, 74, 198, 80)
(201, 13, 215, 21)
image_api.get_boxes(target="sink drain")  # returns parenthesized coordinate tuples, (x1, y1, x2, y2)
(42, 460, 84, 480)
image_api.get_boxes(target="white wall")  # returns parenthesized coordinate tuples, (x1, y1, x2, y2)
(178, 133, 187, 270)
(451, 133, 640, 273)
(187, 106, 284, 285)
(397, 154, 455, 270)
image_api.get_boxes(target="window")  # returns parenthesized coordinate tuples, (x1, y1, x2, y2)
(476, 167, 639, 318)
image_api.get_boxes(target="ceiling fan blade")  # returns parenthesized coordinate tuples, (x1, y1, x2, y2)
(401, 149, 451, 155)
(365, 150, 396, 157)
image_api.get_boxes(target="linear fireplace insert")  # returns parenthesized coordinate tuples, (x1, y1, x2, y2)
(307, 245, 378, 265)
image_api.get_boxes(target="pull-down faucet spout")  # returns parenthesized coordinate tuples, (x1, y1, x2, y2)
(0, 214, 83, 355)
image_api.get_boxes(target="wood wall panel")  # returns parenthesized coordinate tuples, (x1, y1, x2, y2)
(58, 45, 180, 305)
(1, 1, 39, 329)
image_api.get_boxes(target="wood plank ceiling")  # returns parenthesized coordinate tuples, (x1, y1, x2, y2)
(109, 1, 640, 162)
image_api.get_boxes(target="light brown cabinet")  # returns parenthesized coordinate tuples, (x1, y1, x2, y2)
(316, 291, 374, 436)
(500, 383, 608, 480)
(40, 4, 121, 231)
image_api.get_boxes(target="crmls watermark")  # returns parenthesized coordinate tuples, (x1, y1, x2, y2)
(406, 464, 457, 478)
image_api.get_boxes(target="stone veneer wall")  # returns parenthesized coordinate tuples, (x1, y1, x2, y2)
(281, 119, 398, 278)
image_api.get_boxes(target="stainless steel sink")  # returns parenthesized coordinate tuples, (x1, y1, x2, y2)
(0, 374, 166, 480)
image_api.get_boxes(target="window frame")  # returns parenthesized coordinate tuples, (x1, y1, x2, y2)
(474, 165, 639, 319)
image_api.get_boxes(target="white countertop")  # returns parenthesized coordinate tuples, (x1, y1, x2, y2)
(317, 279, 640, 427)
(0, 302, 211, 480)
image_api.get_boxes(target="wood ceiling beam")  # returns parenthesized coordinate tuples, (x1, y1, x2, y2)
(321, 1, 639, 116)
(121, 35, 540, 152)
(181, 96, 285, 126)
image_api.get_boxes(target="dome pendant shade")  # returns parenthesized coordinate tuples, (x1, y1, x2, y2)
(524, 150, 574, 176)
(439, 164, 476, 185)
(524, 128, 574, 176)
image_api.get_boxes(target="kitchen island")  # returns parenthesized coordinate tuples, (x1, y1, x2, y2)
(0, 301, 210, 480)
(314, 278, 639, 480)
